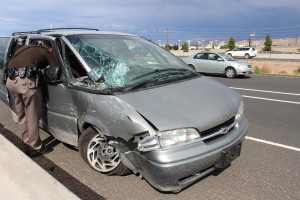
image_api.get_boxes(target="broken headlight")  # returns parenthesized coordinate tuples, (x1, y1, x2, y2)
(137, 128, 200, 152)
(235, 100, 244, 120)
(158, 128, 200, 148)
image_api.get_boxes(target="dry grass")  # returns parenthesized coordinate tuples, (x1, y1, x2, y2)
(260, 64, 272, 74)
(248, 60, 300, 75)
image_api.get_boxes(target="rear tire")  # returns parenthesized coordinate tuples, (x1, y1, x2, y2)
(244, 54, 250, 59)
(79, 127, 130, 176)
(225, 67, 236, 78)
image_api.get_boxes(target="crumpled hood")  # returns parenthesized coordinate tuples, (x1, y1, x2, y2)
(118, 76, 242, 132)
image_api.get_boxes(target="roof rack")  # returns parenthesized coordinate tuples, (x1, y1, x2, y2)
(12, 28, 99, 36)
(12, 31, 39, 36)
(37, 28, 99, 33)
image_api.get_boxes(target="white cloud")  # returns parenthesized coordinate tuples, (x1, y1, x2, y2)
(0, 16, 18, 22)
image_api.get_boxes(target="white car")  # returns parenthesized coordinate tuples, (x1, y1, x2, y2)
(182, 52, 254, 78)
(226, 47, 257, 59)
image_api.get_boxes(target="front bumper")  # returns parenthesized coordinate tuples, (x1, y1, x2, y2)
(125, 116, 248, 193)
(237, 69, 254, 75)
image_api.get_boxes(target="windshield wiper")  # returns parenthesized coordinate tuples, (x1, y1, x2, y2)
(125, 71, 191, 92)
(131, 68, 192, 81)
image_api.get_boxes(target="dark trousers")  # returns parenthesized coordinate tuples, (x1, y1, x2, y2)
(6, 76, 42, 153)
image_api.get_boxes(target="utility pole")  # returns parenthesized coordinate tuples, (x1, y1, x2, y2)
(254, 30, 256, 47)
(167, 25, 169, 47)
(296, 24, 299, 46)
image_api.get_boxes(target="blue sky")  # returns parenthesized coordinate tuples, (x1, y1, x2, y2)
(0, 0, 299, 43)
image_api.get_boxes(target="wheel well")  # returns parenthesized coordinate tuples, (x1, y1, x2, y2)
(78, 123, 104, 139)
(225, 66, 234, 73)
(188, 64, 195, 71)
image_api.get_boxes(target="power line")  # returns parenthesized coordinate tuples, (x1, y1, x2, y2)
(102, 25, 299, 41)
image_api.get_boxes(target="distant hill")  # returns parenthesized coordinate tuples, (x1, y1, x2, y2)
(235, 38, 298, 46)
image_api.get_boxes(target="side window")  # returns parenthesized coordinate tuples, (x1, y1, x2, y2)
(208, 54, 218, 60)
(64, 44, 88, 79)
(194, 53, 206, 60)
(0, 37, 10, 70)
(28, 39, 60, 67)
(8, 37, 27, 59)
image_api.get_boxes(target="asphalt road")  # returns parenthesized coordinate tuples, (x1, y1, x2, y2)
(0, 74, 299, 200)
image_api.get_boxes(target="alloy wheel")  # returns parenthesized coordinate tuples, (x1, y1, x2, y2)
(87, 134, 120, 172)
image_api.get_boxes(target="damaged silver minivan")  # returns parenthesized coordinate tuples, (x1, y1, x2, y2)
(1, 28, 248, 193)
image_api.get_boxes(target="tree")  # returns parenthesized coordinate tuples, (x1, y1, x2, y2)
(182, 42, 189, 52)
(172, 45, 179, 50)
(164, 44, 171, 51)
(228, 36, 236, 50)
(220, 44, 229, 49)
(264, 34, 272, 51)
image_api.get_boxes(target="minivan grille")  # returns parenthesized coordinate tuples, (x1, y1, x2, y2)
(199, 117, 235, 142)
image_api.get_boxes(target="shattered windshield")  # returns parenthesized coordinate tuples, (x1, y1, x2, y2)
(66, 34, 193, 89)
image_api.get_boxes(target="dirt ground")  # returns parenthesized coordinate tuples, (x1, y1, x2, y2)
(246, 59, 300, 75)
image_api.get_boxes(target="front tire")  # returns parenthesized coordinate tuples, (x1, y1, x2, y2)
(79, 127, 130, 176)
(225, 67, 236, 78)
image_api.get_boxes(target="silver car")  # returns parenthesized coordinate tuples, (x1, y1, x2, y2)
(182, 52, 254, 78)
(0, 29, 248, 193)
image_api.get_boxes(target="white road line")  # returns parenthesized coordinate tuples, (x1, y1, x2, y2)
(245, 136, 300, 152)
(242, 95, 300, 105)
(230, 87, 300, 96)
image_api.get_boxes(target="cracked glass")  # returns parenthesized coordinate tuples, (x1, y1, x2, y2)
(66, 34, 192, 89)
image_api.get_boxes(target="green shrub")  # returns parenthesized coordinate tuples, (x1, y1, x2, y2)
(263, 34, 272, 51)
(228, 36, 236, 51)
(172, 45, 179, 50)
(293, 67, 300, 75)
(220, 44, 228, 49)
(254, 66, 261, 74)
(182, 42, 189, 52)
(164, 45, 172, 51)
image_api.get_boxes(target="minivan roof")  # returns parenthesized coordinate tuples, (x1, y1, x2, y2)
(12, 28, 137, 37)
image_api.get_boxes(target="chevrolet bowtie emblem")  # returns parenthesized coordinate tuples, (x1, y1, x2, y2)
(220, 127, 230, 134)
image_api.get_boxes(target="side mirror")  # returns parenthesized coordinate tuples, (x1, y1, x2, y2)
(43, 67, 61, 82)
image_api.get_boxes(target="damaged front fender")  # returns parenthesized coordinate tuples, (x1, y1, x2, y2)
(76, 95, 157, 143)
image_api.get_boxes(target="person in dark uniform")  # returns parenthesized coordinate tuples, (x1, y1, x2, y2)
(6, 41, 58, 157)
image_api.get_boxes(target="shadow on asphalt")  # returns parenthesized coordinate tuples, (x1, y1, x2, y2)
(0, 123, 105, 200)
